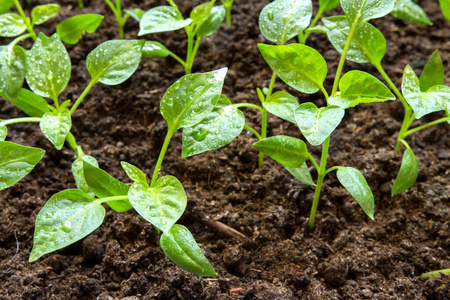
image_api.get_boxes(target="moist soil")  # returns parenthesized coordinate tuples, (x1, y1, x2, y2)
(1, 0, 449, 299)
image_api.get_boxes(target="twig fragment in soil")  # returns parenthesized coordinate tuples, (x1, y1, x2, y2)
(203, 219, 247, 242)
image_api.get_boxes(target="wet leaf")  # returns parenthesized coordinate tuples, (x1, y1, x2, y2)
(87, 39, 144, 85)
(190, 3, 212, 25)
(125, 8, 145, 22)
(295, 103, 344, 146)
(160, 224, 216, 276)
(31, 4, 60, 25)
(263, 91, 299, 123)
(56, 14, 104, 45)
(337, 167, 375, 220)
(3, 89, 50, 117)
(391, 0, 432, 26)
(0, 141, 45, 191)
(197, 5, 225, 38)
(392, 148, 419, 196)
(0, 121, 6, 141)
(419, 50, 444, 92)
(439, 0, 450, 20)
(29, 189, 104, 262)
(121, 161, 147, 183)
(259, 0, 312, 45)
(258, 43, 327, 94)
(253, 135, 309, 168)
(39, 109, 71, 150)
(285, 163, 315, 186)
(0, 13, 27, 37)
(142, 41, 170, 58)
(0, 0, 14, 14)
(0, 45, 26, 101)
(72, 155, 98, 197)
(341, 0, 395, 25)
(139, 6, 192, 35)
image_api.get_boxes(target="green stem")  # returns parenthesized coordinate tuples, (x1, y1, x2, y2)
(66, 132, 78, 155)
(373, 62, 409, 110)
(187, 37, 202, 73)
(258, 72, 277, 168)
(13, 0, 36, 40)
(70, 78, 99, 115)
(104, 0, 125, 39)
(299, 6, 325, 44)
(167, 50, 187, 68)
(0, 117, 41, 127)
(307, 154, 320, 172)
(404, 117, 448, 137)
(323, 166, 339, 177)
(244, 124, 262, 140)
(150, 126, 177, 187)
(7, 33, 33, 50)
(399, 139, 410, 150)
(233, 103, 264, 113)
(78, 0, 84, 8)
(225, 4, 232, 27)
(185, 30, 194, 74)
(421, 269, 450, 280)
(99, 195, 129, 204)
(396, 107, 413, 152)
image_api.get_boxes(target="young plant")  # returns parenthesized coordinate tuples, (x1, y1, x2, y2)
(220, 0, 234, 27)
(102, 0, 144, 39)
(421, 268, 450, 280)
(138, 0, 226, 74)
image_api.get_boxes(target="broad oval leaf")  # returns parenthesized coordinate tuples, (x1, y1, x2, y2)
(0, 141, 45, 191)
(295, 103, 344, 146)
(26, 33, 71, 99)
(439, 0, 450, 20)
(87, 39, 144, 85)
(3, 88, 50, 117)
(253, 135, 309, 168)
(419, 50, 444, 92)
(0, 45, 26, 101)
(319, 0, 340, 12)
(341, 0, 395, 25)
(263, 91, 299, 123)
(124, 8, 145, 22)
(160, 224, 216, 277)
(259, 0, 312, 45)
(197, 5, 226, 38)
(0, 13, 27, 37)
(31, 4, 60, 25)
(39, 109, 71, 150)
(142, 41, 170, 59)
(391, 0, 432, 26)
(161, 68, 227, 130)
(285, 163, 315, 186)
(56, 14, 104, 45)
(72, 155, 99, 197)
(29, 189, 105, 262)
(0, 0, 14, 14)
(128, 175, 187, 233)
(392, 148, 419, 196)
(182, 95, 244, 157)
(121, 161, 147, 183)
(138, 6, 192, 35)
(337, 167, 375, 220)
(258, 43, 327, 94)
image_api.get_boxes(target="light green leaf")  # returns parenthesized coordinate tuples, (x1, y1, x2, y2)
(392, 148, 419, 196)
(319, 0, 340, 12)
(138, 6, 192, 35)
(2, 89, 50, 117)
(83, 161, 132, 212)
(0, 13, 27, 37)
(56, 14, 104, 45)
(295, 103, 344, 146)
(391, 0, 432, 26)
(26, 33, 71, 99)
(141, 41, 170, 59)
(29, 189, 104, 262)
(0, 141, 45, 191)
(120, 161, 147, 183)
(341, 0, 395, 25)
(161, 68, 227, 130)
(128, 176, 186, 233)
(39, 109, 71, 150)
(197, 5, 226, 38)
(182, 95, 244, 157)
(258, 43, 327, 94)
(87, 39, 144, 85)
(439, 0, 450, 20)
(263, 91, 299, 123)
(337, 167, 375, 220)
(31, 4, 60, 25)
(190, 3, 212, 25)
(160, 224, 216, 277)
(72, 155, 98, 197)
(253, 135, 309, 168)
(0, 0, 14, 14)
(0, 121, 6, 141)
(285, 163, 315, 186)
(259, 0, 312, 45)
(419, 50, 444, 92)
(124, 8, 145, 22)
(0, 45, 26, 101)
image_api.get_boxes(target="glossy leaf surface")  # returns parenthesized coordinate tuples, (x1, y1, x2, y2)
(142, 41, 170, 58)
(197, 5, 226, 38)
(39, 109, 71, 150)
(253, 135, 309, 168)
(72, 155, 99, 197)
(0, 13, 27, 37)
(392, 148, 419, 196)
(4, 89, 50, 117)
(391, 0, 432, 26)
(139, 6, 192, 35)
(121, 161, 147, 183)
(264, 91, 299, 123)
(0, 45, 26, 101)
(285, 163, 315, 186)
(160, 224, 216, 277)
(56, 14, 104, 45)
(125, 8, 145, 22)
(419, 50, 444, 92)
(31, 4, 60, 25)
(341, 0, 395, 25)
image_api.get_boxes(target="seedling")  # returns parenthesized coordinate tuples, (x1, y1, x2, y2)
(138, 0, 226, 74)
(421, 268, 450, 280)
(101, 0, 144, 39)
(220, 0, 234, 27)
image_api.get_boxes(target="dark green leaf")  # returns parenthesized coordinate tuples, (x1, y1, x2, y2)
(285, 163, 315, 186)
(125, 8, 145, 22)
(3, 89, 50, 117)
(39, 109, 71, 150)
(160, 224, 216, 276)
(197, 5, 226, 38)
(56, 14, 104, 45)
(29, 189, 104, 262)
(141, 41, 170, 59)
(0, 45, 26, 101)
(253, 135, 309, 168)
(391, 0, 432, 26)
(439, 0, 450, 20)
(419, 50, 444, 92)
(0, 0, 14, 14)
(341, 0, 395, 25)
(319, 0, 340, 12)
(0, 13, 27, 37)
(0, 141, 45, 191)
(121, 161, 147, 183)
(72, 155, 98, 197)
(392, 148, 419, 196)
(263, 91, 299, 123)
(31, 4, 60, 25)
(138, 6, 192, 35)
(337, 167, 375, 219)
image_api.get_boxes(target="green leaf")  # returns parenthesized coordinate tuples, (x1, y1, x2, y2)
(320, 16, 386, 64)
(29, 189, 105, 262)
(120, 161, 147, 183)
(295, 103, 344, 146)
(182, 95, 244, 157)
(0, 121, 6, 141)
(141, 41, 170, 59)
(56, 14, 104, 45)
(439, 0, 450, 20)
(3, 89, 50, 117)
(253, 135, 309, 168)
(263, 91, 299, 123)
(124, 8, 145, 22)
(319, 0, 340, 12)
(72, 155, 98, 197)
(197, 5, 226, 38)
(86, 39, 144, 85)
(128, 176, 186, 233)
(0, 45, 26, 101)
(83, 161, 132, 212)
(190, 3, 212, 25)
(328, 70, 395, 108)
(340, 0, 395, 25)
(31, 4, 60, 25)
(26, 33, 71, 99)
(0, 0, 14, 14)
(138, 6, 192, 35)
(0, 141, 45, 191)
(39, 109, 71, 150)
(419, 50, 444, 92)
(161, 68, 227, 130)
(160, 224, 216, 277)
(285, 163, 315, 186)
(258, 43, 327, 94)
(258, 0, 312, 45)
(391, 0, 432, 26)
(392, 148, 419, 196)
(336, 167, 375, 220)
(0, 13, 27, 37)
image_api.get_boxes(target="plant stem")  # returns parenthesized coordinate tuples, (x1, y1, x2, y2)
(78, 0, 84, 8)
(167, 50, 187, 68)
(70, 78, 99, 115)
(404, 117, 448, 137)
(185, 30, 194, 74)
(421, 269, 450, 280)
(66, 132, 78, 155)
(0, 117, 41, 126)
(225, 4, 232, 27)
(99, 195, 129, 204)
(233, 103, 264, 112)
(244, 124, 262, 140)
(13, 0, 36, 40)
(373, 62, 409, 110)
(104, 0, 125, 39)
(396, 107, 413, 152)
(258, 71, 277, 168)
(299, 6, 324, 44)
(150, 126, 177, 187)
(7, 33, 34, 50)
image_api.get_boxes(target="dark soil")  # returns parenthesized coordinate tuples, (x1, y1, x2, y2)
(1, 0, 449, 299)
